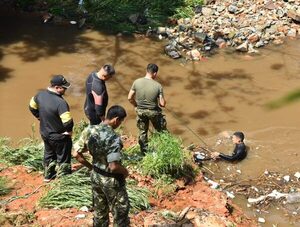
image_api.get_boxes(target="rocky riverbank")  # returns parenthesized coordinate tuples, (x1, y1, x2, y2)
(157, 0, 300, 60)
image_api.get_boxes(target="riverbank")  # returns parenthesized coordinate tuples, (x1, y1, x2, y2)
(160, 0, 300, 60)
(0, 135, 256, 226)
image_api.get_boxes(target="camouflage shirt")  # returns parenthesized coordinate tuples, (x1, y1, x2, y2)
(73, 123, 123, 171)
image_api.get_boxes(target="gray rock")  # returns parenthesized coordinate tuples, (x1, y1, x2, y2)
(194, 32, 207, 43)
(255, 40, 265, 48)
(228, 5, 238, 14)
(236, 41, 248, 52)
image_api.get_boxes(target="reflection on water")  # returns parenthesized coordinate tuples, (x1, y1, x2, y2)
(0, 10, 300, 226)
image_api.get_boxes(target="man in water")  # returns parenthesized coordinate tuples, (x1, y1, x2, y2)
(211, 131, 247, 162)
(84, 64, 115, 125)
(127, 63, 167, 154)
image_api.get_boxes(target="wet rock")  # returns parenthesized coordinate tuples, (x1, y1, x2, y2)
(247, 33, 260, 43)
(165, 43, 181, 59)
(42, 13, 53, 23)
(236, 41, 248, 52)
(194, 32, 207, 43)
(186, 49, 202, 61)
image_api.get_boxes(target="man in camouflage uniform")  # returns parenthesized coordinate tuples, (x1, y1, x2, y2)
(73, 105, 130, 227)
(128, 63, 167, 154)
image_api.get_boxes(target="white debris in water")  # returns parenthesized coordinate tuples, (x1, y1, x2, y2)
(70, 21, 77, 25)
(294, 172, 300, 179)
(255, 147, 260, 150)
(226, 191, 235, 199)
(292, 212, 297, 215)
(219, 179, 224, 183)
(236, 169, 242, 174)
(248, 190, 288, 204)
(258, 217, 265, 223)
(251, 186, 259, 192)
(75, 214, 86, 219)
(283, 175, 290, 182)
(264, 170, 269, 175)
(247, 204, 251, 208)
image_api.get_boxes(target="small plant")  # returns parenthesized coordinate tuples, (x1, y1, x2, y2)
(0, 177, 11, 196)
(141, 132, 196, 179)
(153, 174, 177, 197)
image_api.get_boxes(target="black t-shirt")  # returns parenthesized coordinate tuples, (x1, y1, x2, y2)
(219, 143, 247, 162)
(84, 72, 108, 119)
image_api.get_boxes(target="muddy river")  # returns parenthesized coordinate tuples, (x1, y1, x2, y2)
(0, 10, 299, 226)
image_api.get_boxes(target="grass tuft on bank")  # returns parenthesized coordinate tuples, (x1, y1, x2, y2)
(0, 176, 12, 196)
(39, 167, 151, 212)
(141, 132, 196, 179)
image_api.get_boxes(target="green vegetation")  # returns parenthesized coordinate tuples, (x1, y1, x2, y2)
(0, 137, 43, 171)
(266, 89, 300, 109)
(0, 177, 11, 196)
(39, 168, 151, 212)
(141, 132, 196, 179)
(15, 0, 204, 32)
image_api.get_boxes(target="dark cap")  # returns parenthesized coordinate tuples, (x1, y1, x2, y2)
(50, 75, 71, 88)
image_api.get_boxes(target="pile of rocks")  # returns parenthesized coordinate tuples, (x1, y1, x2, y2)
(156, 0, 300, 60)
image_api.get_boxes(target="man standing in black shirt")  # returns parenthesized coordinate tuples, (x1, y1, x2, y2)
(84, 64, 115, 125)
(211, 131, 247, 162)
(29, 75, 74, 182)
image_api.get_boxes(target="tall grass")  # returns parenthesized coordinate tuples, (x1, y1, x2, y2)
(141, 132, 196, 179)
(0, 137, 43, 171)
(39, 168, 151, 212)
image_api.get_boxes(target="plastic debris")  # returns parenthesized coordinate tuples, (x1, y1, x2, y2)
(79, 206, 89, 212)
(236, 169, 242, 174)
(258, 217, 265, 223)
(226, 191, 235, 199)
(75, 214, 86, 219)
(248, 190, 288, 204)
(294, 172, 300, 179)
(283, 175, 290, 182)
(70, 21, 77, 25)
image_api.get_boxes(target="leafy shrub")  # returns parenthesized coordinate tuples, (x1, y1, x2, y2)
(141, 132, 196, 179)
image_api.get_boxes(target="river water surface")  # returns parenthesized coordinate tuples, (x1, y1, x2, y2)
(0, 10, 299, 226)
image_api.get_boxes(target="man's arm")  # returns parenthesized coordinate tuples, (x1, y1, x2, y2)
(72, 148, 93, 170)
(29, 96, 40, 119)
(92, 90, 105, 121)
(159, 95, 166, 107)
(109, 161, 129, 178)
(128, 89, 137, 107)
(213, 145, 246, 162)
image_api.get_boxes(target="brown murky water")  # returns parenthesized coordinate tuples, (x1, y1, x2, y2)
(0, 10, 299, 226)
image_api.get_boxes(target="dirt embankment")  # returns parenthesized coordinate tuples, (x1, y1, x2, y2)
(0, 163, 256, 226)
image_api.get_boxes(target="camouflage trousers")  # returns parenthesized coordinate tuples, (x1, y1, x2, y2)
(91, 171, 130, 227)
(136, 108, 167, 154)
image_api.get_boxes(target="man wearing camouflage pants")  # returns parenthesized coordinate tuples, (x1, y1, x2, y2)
(73, 105, 130, 227)
(128, 63, 167, 154)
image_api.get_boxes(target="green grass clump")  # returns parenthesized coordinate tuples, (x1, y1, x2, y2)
(141, 132, 196, 179)
(39, 168, 151, 212)
(0, 137, 43, 171)
(39, 168, 91, 209)
(0, 177, 11, 196)
(266, 89, 300, 109)
(173, 0, 204, 19)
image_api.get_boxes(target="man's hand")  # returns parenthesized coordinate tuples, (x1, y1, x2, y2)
(211, 152, 220, 160)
